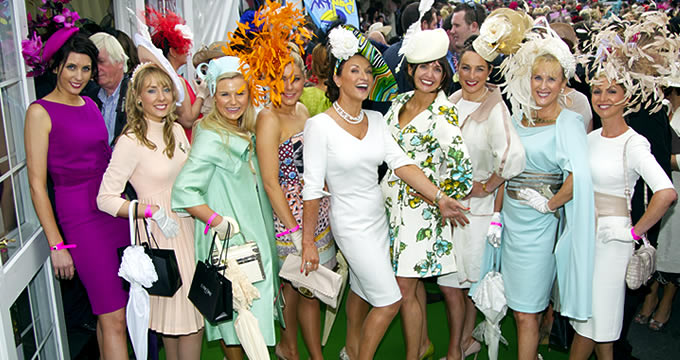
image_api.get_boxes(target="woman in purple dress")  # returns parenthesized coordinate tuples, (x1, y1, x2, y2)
(24, 30, 130, 359)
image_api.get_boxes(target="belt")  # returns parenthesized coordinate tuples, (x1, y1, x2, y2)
(507, 171, 563, 200)
(594, 192, 628, 217)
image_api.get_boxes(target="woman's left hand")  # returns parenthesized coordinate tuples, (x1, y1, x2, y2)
(519, 188, 555, 213)
(438, 196, 470, 227)
(300, 241, 319, 276)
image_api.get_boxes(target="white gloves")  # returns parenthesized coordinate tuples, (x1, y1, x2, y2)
(193, 78, 209, 100)
(519, 188, 555, 213)
(213, 215, 240, 240)
(486, 212, 503, 248)
(601, 226, 636, 243)
(150, 206, 179, 238)
(290, 231, 303, 254)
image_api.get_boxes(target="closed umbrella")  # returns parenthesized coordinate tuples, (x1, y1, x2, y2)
(118, 200, 157, 360)
(470, 243, 508, 360)
(322, 251, 349, 346)
(224, 259, 269, 360)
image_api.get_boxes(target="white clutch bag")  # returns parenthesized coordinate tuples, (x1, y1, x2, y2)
(211, 239, 265, 284)
(279, 254, 343, 308)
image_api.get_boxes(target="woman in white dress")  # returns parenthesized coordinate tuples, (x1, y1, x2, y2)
(381, 28, 473, 360)
(301, 25, 469, 360)
(570, 15, 679, 359)
(438, 36, 526, 360)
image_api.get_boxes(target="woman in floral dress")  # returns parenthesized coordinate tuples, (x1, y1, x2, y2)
(380, 28, 473, 360)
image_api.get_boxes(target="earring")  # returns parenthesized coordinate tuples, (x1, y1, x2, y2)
(137, 101, 142, 106)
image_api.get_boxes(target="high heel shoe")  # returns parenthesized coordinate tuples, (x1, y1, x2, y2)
(420, 342, 434, 360)
(464, 340, 481, 359)
(648, 312, 669, 331)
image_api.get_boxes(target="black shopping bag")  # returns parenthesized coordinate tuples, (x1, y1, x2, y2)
(140, 217, 182, 297)
(188, 229, 234, 324)
(118, 202, 182, 296)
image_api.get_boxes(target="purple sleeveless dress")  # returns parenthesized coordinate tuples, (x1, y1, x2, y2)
(36, 97, 129, 315)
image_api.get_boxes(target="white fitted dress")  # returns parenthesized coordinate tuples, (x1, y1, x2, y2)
(302, 110, 414, 307)
(571, 128, 673, 341)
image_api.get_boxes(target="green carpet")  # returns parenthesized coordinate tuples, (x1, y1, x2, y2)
(160, 285, 574, 360)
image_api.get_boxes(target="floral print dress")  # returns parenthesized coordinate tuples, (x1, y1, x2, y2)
(381, 90, 473, 278)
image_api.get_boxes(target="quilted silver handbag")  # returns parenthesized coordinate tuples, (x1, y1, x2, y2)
(622, 137, 656, 290)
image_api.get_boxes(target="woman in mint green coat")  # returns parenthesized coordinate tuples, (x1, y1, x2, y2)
(171, 56, 283, 359)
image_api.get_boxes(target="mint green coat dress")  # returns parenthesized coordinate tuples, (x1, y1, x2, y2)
(171, 124, 283, 345)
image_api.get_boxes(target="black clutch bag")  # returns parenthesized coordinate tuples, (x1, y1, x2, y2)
(188, 227, 234, 324)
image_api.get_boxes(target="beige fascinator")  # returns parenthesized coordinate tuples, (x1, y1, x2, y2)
(472, 8, 533, 62)
(500, 17, 577, 125)
(582, 11, 680, 115)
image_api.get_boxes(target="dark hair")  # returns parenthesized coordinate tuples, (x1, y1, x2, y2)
(48, 32, 99, 81)
(453, 2, 487, 26)
(421, 8, 439, 27)
(401, 2, 421, 33)
(442, 14, 453, 31)
(113, 30, 139, 73)
(325, 50, 344, 102)
(406, 58, 453, 94)
(459, 35, 492, 66)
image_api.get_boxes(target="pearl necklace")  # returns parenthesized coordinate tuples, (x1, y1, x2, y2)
(333, 101, 364, 124)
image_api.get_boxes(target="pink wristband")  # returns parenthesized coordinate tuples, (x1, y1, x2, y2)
(490, 222, 502, 227)
(205, 212, 219, 235)
(51, 241, 77, 251)
(631, 227, 642, 241)
(276, 224, 301, 238)
(144, 204, 153, 218)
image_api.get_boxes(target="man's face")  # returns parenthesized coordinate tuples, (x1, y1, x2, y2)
(96, 48, 124, 91)
(450, 11, 476, 51)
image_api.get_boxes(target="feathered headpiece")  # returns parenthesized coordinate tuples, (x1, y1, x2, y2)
(145, 7, 193, 55)
(222, 0, 310, 106)
(500, 17, 577, 125)
(581, 11, 680, 115)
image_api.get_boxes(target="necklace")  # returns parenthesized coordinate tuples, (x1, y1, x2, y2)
(333, 101, 364, 124)
(464, 87, 488, 102)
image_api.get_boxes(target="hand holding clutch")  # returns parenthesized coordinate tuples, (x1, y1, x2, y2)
(486, 212, 503, 248)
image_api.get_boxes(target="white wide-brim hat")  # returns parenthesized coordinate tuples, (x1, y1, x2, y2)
(403, 28, 449, 64)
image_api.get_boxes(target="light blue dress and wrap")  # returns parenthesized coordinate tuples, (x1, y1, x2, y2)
(499, 109, 595, 320)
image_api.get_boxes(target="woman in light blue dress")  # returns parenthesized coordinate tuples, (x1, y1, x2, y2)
(496, 37, 595, 360)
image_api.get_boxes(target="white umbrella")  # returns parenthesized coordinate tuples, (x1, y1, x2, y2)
(470, 244, 507, 360)
(322, 251, 349, 346)
(224, 259, 269, 360)
(118, 200, 157, 360)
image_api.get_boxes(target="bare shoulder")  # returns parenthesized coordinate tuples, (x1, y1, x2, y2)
(297, 102, 310, 118)
(25, 103, 52, 129)
(256, 108, 280, 130)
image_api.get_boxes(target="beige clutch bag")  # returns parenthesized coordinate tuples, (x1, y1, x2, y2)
(279, 254, 343, 308)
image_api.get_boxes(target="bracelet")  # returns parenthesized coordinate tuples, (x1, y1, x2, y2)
(51, 241, 77, 251)
(482, 182, 490, 193)
(490, 222, 502, 227)
(434, 189, 444, 205)
(276, 224, 301, 238)
(204, 212, 219, 235)
(144, 204, 153, 218)
(631, 227, 642, 241)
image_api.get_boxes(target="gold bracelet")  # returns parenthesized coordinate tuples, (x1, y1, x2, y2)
(482, 182, 489, 193)
(434, 189, 443, 205)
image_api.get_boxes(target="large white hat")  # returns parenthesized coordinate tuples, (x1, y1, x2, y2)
(368, 22, 392, 37)
(403, 28, 449, 64)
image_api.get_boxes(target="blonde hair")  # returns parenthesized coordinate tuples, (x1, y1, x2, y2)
(532, 54, 566, 81)
(200, 72, 256, 168)
(123, 65, 178, 158)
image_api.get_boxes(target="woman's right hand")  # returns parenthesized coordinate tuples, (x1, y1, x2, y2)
(50, 248, 75, 280)
(213, 215, 240, 240)
(439, 196, 470, 227)
(300, 241, 319, 276)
